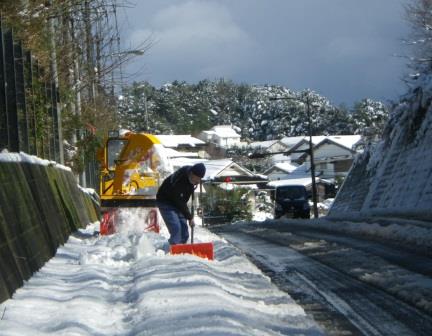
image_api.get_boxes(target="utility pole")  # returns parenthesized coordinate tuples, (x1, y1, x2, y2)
(268, 93, 319, 218)
(305, 94, 319, 218)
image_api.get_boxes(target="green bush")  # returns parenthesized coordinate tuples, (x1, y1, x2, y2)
(201, 185, 253, 224)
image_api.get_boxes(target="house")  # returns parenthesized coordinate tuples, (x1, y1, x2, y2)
(262, 135, 363, 198)
(248, 140, 279, 152)
(264, 162, 299, 181)
(166, 158, 267, 185)
(267, 136, 305, 153)
(198, 125, 241, 149)
(204, 159, 267, 185)
(155, 134, 207, 158)
(248, 140, 291, 164)
(290, 135, 363, 180)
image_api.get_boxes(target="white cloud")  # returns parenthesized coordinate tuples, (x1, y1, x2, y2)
(323, 36, 385, 61)
(129, 0, 256, 82)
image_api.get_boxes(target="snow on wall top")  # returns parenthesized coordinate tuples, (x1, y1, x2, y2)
(0, 151, 71, 172)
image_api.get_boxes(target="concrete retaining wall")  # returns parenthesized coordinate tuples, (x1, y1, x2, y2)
(329, 87, 432, 221)
(0, 159, 99, 303)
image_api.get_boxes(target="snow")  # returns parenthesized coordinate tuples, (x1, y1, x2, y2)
(0, 211, 322, 336)
(202, 159, 233, 179)
(329, 83, 432, 221)
(0, 152, 71, 171)
(244, 215, 432, 315)
(279, 136, 305, 148)
(233, 213, 432, 313)
(248, 140, 278, 149)
(267, 178, 313, 188)
(268, 162, 298, 174)
(162, 147, 200, 158)
(156, 135, 205, 148)
(325, 135, 362, 150)
(208, 125, 241, 138)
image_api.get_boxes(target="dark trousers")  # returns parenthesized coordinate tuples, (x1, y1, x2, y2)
(157, 202, 189, 245)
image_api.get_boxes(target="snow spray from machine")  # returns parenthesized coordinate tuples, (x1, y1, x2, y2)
(97, 130, 213, 260)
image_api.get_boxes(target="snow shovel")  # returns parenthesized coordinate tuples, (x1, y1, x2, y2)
(170, 225, 214, 260)
(170, 191, 214, 260)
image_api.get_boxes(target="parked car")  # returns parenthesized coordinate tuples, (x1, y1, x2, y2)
(273, 185, 310, 219)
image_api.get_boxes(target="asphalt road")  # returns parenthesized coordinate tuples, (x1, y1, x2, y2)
(212, 222, 432, 336)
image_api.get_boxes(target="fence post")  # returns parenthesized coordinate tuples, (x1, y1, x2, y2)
(0, 18, 8, 151)
(3, 28, 19, 152)
(25, 51, 37, 155)
(45, 77, 54, 160)
(50, 79, 59, 162)
(14, 41, 29, 154)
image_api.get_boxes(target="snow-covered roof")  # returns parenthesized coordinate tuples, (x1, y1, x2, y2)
(326, 135, 362, 150)
(270, 153, 291, 163)
(286, 135, 362, 155)
(203, 159, 254, 179)
(287, 162, 310, 178)
(155, 135, 205, 148)
(278, 136, 306, 148)
(248, 140, 278, 149)
(166, 158, 254, 181)
(268, 177, 314, 188)
(208, 125, 241, 138)
(265, 162, 298, 174)
(162, 148, 199, 158)
(169, 157, 207, 171)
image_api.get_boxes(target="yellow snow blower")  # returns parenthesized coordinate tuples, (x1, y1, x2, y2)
(97, 130, 168, 234)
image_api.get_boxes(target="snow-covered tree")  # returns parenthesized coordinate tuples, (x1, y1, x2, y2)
(350, 99, 389, 138)
(118, 80, 388, 141)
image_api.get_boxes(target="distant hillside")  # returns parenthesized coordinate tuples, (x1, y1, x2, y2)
(118, 80, 388, 141)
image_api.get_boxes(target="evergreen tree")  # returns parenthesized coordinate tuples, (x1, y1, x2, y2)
(117, 80, 388, 142)
(350, 99, 389, 138)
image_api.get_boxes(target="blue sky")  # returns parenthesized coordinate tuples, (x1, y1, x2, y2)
(121, 0, 412, 107)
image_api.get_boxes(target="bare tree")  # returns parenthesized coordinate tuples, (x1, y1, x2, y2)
(0, 0, 152, 184)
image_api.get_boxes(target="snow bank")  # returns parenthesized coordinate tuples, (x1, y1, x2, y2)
(0, 213, 323, 335)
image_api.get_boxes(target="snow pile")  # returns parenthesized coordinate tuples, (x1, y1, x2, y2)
(0, 213, 322, 336)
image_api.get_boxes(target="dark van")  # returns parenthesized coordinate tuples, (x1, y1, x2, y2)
(273, 185, 310, 219)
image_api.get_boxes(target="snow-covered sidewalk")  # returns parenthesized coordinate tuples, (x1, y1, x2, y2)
(0, 210, 322, 336)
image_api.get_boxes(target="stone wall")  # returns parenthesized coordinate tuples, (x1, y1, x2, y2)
(0, 159, 99, 303)
(329, 87, 432, 221)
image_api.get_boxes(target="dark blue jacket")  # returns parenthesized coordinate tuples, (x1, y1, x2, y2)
(156, 166, 195, 220)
